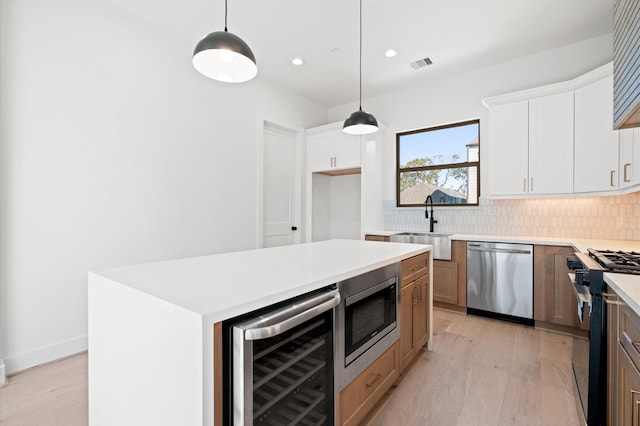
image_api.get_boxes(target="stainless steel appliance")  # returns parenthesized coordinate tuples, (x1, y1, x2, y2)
(567, 248, 640, 425)
(335, 262, 400, 390)
(466, 241, 534, 324)
(227, 286, 340, 425)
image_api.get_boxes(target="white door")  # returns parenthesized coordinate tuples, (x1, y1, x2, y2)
(263, 123, 299, 248)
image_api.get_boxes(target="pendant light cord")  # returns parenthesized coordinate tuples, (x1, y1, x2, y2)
(358, 0, 363, 110)
(224, 0, 228, 32)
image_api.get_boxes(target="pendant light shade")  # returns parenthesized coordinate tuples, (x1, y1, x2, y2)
(343, 107, 379, 135)
(343, 0, 378, 135)
(192, 0, 257, 83)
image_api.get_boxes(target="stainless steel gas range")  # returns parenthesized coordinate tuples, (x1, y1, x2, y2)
(567, 248, 640, 426)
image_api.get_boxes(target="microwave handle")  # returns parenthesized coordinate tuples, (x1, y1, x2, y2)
(243, 290, 340, 341)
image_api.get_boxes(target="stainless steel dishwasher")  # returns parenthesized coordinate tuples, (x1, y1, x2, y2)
(466, 241, 533, 325)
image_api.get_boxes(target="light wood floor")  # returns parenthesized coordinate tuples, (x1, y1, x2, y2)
(0, 309, 582, 425)
(368, 309, 583, 426)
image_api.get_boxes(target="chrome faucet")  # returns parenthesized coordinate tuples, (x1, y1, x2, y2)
(425, 195, 438, 232)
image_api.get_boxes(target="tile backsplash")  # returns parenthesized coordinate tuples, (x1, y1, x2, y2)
(383, 192, 640, 241)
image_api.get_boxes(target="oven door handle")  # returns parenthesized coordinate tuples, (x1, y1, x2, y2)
(242, 290, 340, 341)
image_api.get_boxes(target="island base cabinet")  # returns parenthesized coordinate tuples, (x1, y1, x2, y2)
(399, 252, 430, 372)
(338, 343, 399, 426)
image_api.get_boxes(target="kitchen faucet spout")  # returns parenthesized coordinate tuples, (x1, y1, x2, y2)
(424, 195, 438, 232)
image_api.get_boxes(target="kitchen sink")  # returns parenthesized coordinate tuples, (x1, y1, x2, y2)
(389, 232, 452, 260)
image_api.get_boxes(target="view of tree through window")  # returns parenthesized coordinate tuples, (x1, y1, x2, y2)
(396, 120, 479, 207)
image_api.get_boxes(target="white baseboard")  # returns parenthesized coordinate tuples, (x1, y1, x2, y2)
(4, 335, 87, 375)
(0, 360, 6, 386)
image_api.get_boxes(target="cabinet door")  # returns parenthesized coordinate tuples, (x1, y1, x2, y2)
(618, 345, 640, 426)
(413, 274, 429, 351)
(333, 132, 361, 170)
(399, 284, 415, 371)
(620, 128, 640, 189)
(489, 101, 530, 195)
(528, 92, 574, 194)
(607, 290, 619, 426)
(575, 75, 620, 192)
(533, 245, 588, 329)
(433, 260, 458, 305)
(307, 133, 335, 172)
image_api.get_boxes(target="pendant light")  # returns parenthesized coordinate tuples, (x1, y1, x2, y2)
(343, 0, 378, 135)
(192, 0, 257, 83)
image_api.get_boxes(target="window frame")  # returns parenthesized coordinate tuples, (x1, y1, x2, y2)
(396, 119, 480, 208)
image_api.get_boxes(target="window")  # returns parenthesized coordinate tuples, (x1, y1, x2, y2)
(396, 119, 479, 207)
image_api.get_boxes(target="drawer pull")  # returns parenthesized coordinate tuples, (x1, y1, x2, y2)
(624, 163, 631, 183)
(365, 373, 382, 388)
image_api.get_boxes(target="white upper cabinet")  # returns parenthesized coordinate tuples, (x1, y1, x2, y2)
(529, 92, 575, 194)
(489, 101, 529, 195)
(574, 75, 620, 193)
(306, 123, 361, 173)
(619, 128, 640, 188)
(488, 92, 574, 196)
(484, 63, 640, 198)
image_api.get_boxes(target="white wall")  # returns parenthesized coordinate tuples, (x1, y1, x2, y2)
(328, 34, 613, 202)
(311, 173, 362, 241)
(0, 0, 326, 374)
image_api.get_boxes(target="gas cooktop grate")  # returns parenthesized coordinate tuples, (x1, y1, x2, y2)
(587, 249, 640, 275)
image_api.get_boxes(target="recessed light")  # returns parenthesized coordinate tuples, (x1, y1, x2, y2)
(384, 49, 397, 58)
(292, 57, 304, 66)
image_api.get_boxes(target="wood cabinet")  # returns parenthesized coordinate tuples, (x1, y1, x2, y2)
(619, 128, 640, 189)
(606, 287, 640, 426)
(433, 240, 466, 309)
(488, 92, 574, 196)
(433, 260, 457, 304)
(618, 301, 640, 426)
(306, 123, 361, 173)
(607, 289, 620, 426)
(399, 252, 430, 372)
(574, 74, 621, 193)
(533, 245, 588, 330)
(364, 234, 390, 242)
(613, 0, 640, 129)
(338, 342, 399, 426)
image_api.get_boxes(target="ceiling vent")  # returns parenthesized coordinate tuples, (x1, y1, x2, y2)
(410, 57, 433, 70)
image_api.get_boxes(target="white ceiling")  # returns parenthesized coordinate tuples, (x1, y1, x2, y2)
(108, 0, 613, 107)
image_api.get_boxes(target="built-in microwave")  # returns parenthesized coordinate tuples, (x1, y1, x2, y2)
(335, 262, 400, 391)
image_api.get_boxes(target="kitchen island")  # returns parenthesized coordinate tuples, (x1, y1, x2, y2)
(88, 239, 431, 426)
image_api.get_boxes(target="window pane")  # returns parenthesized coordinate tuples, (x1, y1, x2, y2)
(399, 166, 478, 205)
(399, 123, 479, 168)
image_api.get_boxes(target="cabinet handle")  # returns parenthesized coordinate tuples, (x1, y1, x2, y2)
(365, 373, 382, 388)
(523, 178, 527, 192)
(624, 163, 631, 183)
(602, 293, 624, 305)
(631, 389, 640, 425)
(334, 157, 337, 168)
(610, 170, 616, 187)
(530, 178, 534, 192)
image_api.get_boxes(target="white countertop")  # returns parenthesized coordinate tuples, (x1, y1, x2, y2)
(92, 239, 430, 323)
